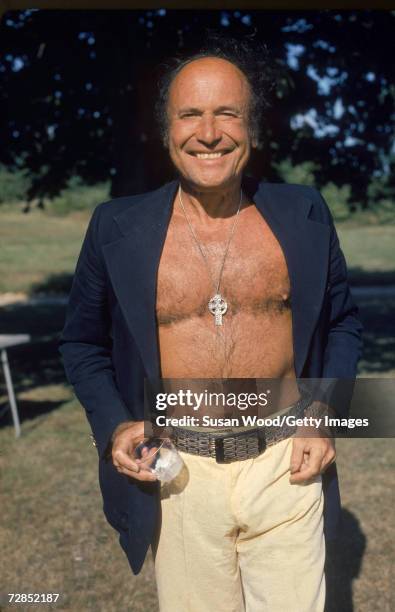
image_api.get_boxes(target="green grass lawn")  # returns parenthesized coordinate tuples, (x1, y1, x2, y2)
(0, 205, 394, 611)
(337, 225, 395, 283)
(0, 207, 394, 295)
(0, 209, 89, 294)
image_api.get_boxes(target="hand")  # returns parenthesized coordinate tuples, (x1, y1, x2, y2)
(289, 426, 336, 484)
(111, 421, 158, 482)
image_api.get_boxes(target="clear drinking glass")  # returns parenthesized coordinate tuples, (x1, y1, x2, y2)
(134, 437, 184, 483)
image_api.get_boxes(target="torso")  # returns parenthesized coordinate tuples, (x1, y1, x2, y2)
(156, 198, 296, 381)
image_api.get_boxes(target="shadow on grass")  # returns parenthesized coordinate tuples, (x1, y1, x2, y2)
(0, 302, 68, 429)
(0, 302, 66, 336)
(325, 508, 367, 612)
(348, 268, 395, 287)
(354, 294, 395, 374)
(0, 398, 67, 431)
(30, 272, 74, 295)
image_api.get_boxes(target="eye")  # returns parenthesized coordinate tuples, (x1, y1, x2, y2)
(218, 111, 238, 117)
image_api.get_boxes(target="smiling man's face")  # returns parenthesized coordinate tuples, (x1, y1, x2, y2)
(166, 56, 255, 193)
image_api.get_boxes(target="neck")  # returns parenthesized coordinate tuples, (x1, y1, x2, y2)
(178, 179, 243, 221)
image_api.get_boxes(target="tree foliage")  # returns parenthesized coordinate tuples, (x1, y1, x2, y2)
(0, 9, 394, 207)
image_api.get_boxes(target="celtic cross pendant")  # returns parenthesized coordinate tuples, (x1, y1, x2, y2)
(208, 293, 228, 326)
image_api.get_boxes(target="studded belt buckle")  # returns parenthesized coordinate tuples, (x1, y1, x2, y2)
(214, 431, 267, 463)
(257, 431, 267, 455)
(214, 437, 226, 463)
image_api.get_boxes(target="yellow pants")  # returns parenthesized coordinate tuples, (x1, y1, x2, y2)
(153, 437, 325, 612)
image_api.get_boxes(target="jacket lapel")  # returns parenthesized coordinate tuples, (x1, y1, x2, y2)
(101, 181, 179, 379)
(252, 181, 330, 376)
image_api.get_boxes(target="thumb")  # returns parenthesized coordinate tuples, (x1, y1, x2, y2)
(290, 440, 304, 474)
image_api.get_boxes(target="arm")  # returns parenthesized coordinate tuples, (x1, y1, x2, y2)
(58, 205, 136, 459)
(323, 208, 363, 381)
(290, 191, 363, 483)
(316, 192, 363, 419)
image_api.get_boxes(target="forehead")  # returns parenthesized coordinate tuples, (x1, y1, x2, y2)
(168, 57, 251, 110)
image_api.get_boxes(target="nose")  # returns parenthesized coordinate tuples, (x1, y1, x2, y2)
(196, 114, 221, 147)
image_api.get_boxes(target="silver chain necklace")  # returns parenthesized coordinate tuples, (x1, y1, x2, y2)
(178, 186, 243, 326)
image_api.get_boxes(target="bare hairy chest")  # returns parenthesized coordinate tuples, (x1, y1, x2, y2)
(156, 205, 291, 325)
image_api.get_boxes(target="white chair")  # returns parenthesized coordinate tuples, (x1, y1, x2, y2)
(0, 334, 31, 437)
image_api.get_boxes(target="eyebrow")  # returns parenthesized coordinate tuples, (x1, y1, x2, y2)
(177, 107, 202, 115)
(177, 105, 242, 115)
(215, 105, 242, 114)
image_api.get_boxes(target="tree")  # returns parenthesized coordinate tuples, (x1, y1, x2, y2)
(0, 9, 394, 207)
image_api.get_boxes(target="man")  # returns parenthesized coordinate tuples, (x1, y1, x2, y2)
(59, 36, 362, 611)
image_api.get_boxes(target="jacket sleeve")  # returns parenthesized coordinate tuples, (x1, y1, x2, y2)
(58, 204, 132, 458)
(323, 216, 363, 378)
(313, 190, 363, 417)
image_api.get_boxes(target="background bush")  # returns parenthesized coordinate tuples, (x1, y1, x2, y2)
(47, 176, 110, 216)
(0, 164, 32, 204)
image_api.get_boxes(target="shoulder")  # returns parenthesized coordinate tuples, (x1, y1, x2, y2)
(88, 181, 175, 239)
(94, 182, 170, 219)
(262, 181, 322, 202)
(259, 181, 333, 225)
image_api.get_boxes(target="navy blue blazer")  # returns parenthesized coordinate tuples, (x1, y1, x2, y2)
(59, 178, 363, 575)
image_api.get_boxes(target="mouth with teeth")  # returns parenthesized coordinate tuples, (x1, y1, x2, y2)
(188, 150, 232, 159)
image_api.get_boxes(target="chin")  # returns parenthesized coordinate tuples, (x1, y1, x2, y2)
(182, 172, 238, 192)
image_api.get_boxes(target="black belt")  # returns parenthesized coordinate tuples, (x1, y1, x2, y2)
(172, 395, 311, 463)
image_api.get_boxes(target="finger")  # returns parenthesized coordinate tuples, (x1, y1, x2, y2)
(290, 466, 320, 484)
(137, 445, 157, 460)
(320, 448, 336, 473)
(306, 444, 324, 474)
(139, 446, 159, 462)
(290, 440, 305, 474)
(118, 466, 157, 481)
(290, 447, 323, 483)
(136, 446, 159, 467)
(113, 449, 140, 473)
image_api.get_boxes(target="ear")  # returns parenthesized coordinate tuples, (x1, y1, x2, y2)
(251, 136, 258, 149)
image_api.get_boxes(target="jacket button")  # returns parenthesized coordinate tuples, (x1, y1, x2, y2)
(90, 433, 97, 447)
